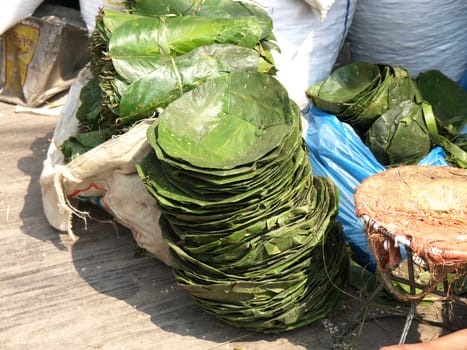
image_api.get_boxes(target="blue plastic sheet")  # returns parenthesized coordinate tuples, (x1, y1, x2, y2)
(459, 69, 467, 91)
(459, 69, 467, 134)
(304, 106, 448, 271)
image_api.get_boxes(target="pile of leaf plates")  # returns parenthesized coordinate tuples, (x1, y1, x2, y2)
(306, 61, 417, 136)
(137, 71, 349, 332)
(306, 62, 467, 168)
(61, 0, 277, 162)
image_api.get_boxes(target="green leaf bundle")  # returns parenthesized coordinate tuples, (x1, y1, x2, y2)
(366, 100, 431, 165)
(126, 0, 276, 43)
(62, 1, 277, 162)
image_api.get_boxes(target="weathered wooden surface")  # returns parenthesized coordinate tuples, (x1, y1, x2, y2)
(0, 101, 464, 350)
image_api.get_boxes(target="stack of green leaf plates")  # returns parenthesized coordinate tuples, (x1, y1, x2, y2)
(137, 71, 349, 332)
(306, 61, 417, 135)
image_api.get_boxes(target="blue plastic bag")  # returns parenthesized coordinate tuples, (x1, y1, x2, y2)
(304, 106, 448, 271)
(459, 69, 467, 91)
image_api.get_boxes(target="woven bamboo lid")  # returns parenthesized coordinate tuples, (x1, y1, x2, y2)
(355, 165, 467, 266)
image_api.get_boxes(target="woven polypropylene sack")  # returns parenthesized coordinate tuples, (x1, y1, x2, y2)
(303, 0, 336, 19)
(347, 0, 467, 81)
(0, 0, 43, 35)
(255, 0, 356, 108)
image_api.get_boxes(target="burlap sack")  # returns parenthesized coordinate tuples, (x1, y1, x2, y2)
(40, 67, 171, 266)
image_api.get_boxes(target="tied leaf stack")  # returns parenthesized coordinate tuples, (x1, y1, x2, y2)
(306, 62, 467, 168)
(62, 0, 277, 162)
(137, 72, 349, 332)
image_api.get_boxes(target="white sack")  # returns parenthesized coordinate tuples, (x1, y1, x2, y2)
(79, 0, 126, 34)
(255, 0, 356, 108)
(303, 0, 336, 20)
(40, 68, 171, 266)
(0, 0, 43, 36)
(348, 0, 467, 81)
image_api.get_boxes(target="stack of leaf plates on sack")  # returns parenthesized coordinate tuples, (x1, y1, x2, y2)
(137, 71, 349, 332)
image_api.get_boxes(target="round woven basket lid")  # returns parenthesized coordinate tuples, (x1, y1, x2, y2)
(355, 165, 467, 265)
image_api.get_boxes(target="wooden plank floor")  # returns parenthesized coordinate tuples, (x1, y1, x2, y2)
(0, 100, 464, 349)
